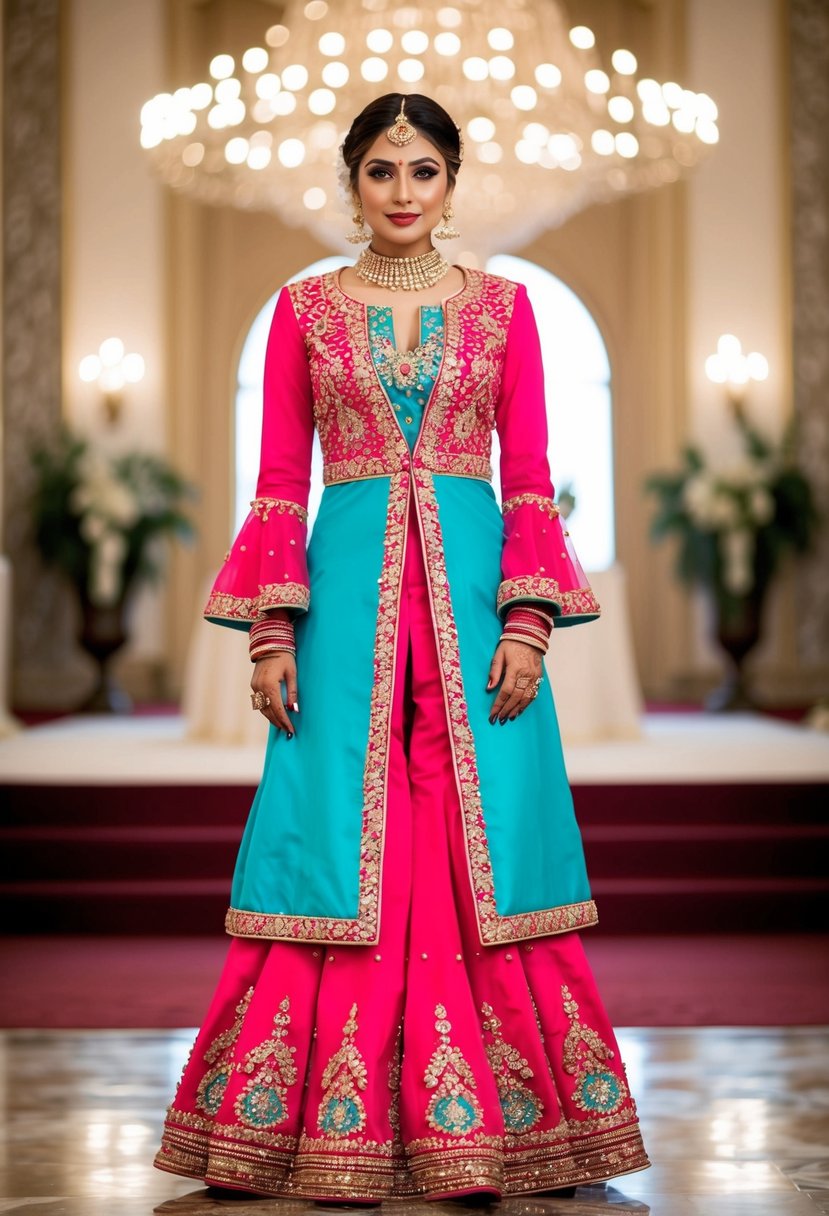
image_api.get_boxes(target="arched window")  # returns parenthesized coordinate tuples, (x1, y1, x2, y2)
(235, 255, 614, 568)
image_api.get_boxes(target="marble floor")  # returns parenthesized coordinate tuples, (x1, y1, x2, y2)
(0, 1027, 827, 1216)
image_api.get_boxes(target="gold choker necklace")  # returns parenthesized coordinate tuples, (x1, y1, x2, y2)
(355, 246, 450, 292)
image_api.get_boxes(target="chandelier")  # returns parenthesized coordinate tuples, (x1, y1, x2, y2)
(140, 0, 719, 259)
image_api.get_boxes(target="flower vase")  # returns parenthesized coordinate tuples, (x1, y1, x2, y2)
(77, 593, 133, 713)
(705, 590, 764, 712)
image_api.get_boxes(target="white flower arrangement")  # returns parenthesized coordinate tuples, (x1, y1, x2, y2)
(647, 412, 817, 610)
(32, 429, 194, 608)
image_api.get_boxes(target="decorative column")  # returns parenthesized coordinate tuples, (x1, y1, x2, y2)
(790, 0, 829, 668)
(2, 0, 87, 707)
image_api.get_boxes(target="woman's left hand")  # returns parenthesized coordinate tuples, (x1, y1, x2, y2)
(487, 639, 544, 724)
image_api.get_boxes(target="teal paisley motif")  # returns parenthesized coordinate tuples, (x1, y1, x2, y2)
(431, 1093, 481, 1135)
(500, 1089, 542, 1132)
(316, 1004, 368, 1138)
(480, 1001, 543, 1135)
(233, 995, 296, 1130)
(236, 1082, 286, 1127)
(197, 1067, 230, 1116)
(561, 985, 628, 1117)
(194, 988, 253, 1118)
(579, 1070, 623, 1113)
(424, 1004, 484, 1136)
(319, 1095, 364, 1135)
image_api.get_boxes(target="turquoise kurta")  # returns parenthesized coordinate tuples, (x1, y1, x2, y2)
(230, 303, 591, 943)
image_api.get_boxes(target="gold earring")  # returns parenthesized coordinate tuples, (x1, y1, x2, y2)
(346, 202, 371, 245)
(433, 203, 460, 240)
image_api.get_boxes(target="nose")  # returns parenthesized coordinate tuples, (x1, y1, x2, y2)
(393, 180, 412, 205)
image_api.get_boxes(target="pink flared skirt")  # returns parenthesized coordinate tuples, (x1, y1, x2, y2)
(154, 501, 649, 1200)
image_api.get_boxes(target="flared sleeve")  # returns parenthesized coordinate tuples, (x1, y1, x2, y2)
(204, 286, 314, 630)
(494, 283, 601, 627)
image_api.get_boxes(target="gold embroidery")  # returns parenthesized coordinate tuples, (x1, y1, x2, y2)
(250, 497, 308, 523)
(225, 471, 409, 945)
(557, 588, 602, 617)
(287, 270, 515, 486)
(502, 493, 561, 520)
(156, 1114, 648, 1197)
(481, 1002, 543, 1133)
(415, 467, 599, 945)
(194, 987, 252, 1117)
(424, 1004, 484, 1136)
(496, 576, 562, 614)
(316, 1003, 368, 1137)
(561, 984, 629, 1117)
(204, 582, 310, 623)
(496, 579, 600, 621)
(233, 996, 296, 1129)
(388, 1026, 402, 1139)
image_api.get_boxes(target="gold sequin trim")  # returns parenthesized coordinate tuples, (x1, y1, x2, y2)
(205, 583, 310, 623)
(502, 493, 561, 519)
(250, 497, 308, 523)
(496, 578, 601, 621)
(557, 588, 602, 617)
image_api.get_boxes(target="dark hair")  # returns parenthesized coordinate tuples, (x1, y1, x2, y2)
(341, 93, 462, 197)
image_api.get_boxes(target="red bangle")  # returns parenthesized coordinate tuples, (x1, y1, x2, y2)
(249, 617, 296, 662)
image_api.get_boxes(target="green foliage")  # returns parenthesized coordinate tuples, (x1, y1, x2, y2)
(645, 413, 818, 604)
(31, 427, 196, 605)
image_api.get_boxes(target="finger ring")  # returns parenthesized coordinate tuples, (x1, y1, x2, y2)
(250, 691, 266, 711)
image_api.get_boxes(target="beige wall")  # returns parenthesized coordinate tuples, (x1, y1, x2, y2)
(685, 0, 802, 696)
(64, 0, 167, 672)
(62, 0, 812, 702)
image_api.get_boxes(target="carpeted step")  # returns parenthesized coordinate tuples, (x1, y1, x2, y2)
(3, 825, 242, 881)
(2, 874, 828, 935)
(4, 820, 826, 882)
(2, 778, 827, 934)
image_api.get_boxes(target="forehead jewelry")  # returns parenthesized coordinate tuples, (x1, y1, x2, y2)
(386, 98, 417, 147)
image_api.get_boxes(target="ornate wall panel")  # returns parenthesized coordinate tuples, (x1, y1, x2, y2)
(2, 0, 87, 706)
(790, 0, 829, 666)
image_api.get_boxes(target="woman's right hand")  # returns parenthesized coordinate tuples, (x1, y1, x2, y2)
(251, 652, 299, 737)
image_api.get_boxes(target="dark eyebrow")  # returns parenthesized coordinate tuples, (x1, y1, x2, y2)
(364, 156, 441, 168)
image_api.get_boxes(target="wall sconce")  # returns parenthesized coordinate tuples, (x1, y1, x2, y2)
(79, 338, 145, 424)
(705, 333, 769, 417)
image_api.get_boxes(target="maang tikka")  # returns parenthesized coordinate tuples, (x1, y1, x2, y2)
(386, 98, 418, 147)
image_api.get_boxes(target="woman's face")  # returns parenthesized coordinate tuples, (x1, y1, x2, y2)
(354, 130, 452, 257)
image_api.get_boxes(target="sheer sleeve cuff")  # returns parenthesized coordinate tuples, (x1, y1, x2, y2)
(497, 493, 600, 627)
(204, 497, 310, 630)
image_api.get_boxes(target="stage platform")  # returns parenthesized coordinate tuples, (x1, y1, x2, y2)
(1, 711, 828, 936)
(1, 709, 828, 785)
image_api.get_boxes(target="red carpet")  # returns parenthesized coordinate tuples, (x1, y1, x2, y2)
(1, 934, 826, 1029)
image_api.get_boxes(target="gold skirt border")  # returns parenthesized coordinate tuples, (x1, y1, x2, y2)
(154, 1114, 650, 1200)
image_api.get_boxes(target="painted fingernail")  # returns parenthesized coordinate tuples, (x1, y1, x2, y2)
(291, 702, 300, 713)
(287, 731, 294, 740)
